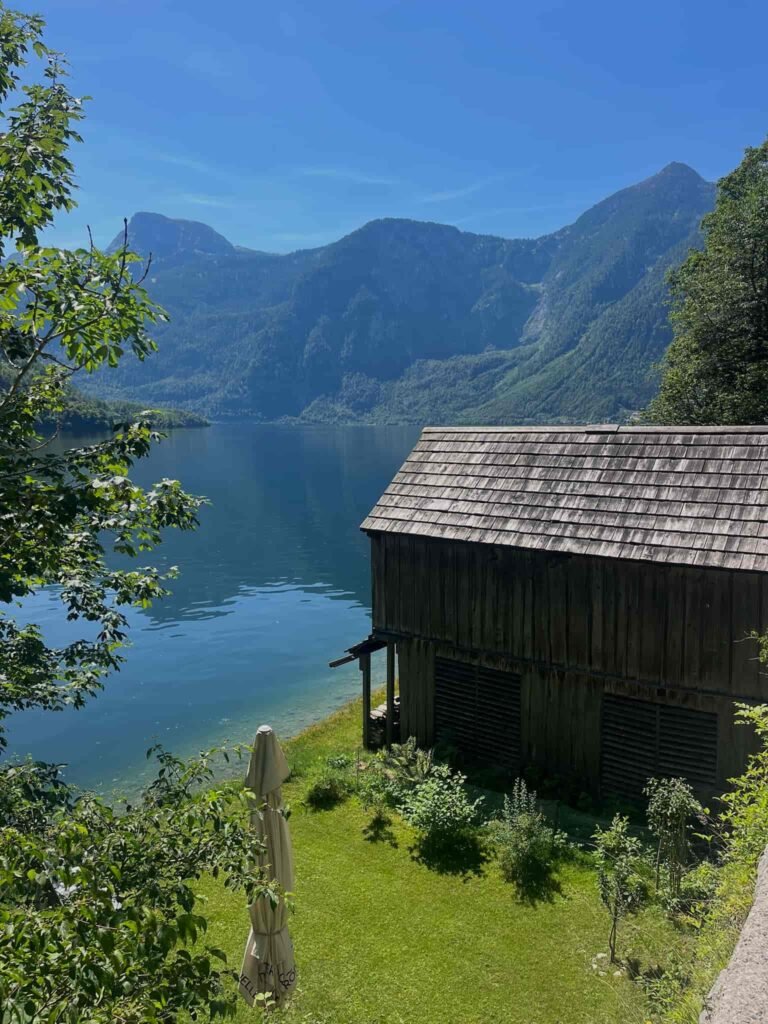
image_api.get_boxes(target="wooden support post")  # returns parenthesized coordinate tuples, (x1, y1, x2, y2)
(361, 651, 371, 750)
(386, 641, 396, 749)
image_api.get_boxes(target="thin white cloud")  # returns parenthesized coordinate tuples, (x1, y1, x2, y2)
(295, 167, 399, 187)
(419, 176, 503, 205)
(175, 192, 235, 208)
(155, 151, 225, 178)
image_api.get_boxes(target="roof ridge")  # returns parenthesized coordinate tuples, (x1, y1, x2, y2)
(421, 425, 768, 435)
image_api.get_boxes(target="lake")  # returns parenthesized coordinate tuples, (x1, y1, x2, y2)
(4, 423, 419, 793)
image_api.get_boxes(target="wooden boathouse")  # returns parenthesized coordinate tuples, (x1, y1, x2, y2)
(338, 425, 768, 800)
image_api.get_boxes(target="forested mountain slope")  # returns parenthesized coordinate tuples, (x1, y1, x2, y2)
(86, 162, 715, 424)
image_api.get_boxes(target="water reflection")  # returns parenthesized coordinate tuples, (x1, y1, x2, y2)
(3, 423, 418, 792)
(128, 423, 417, 623)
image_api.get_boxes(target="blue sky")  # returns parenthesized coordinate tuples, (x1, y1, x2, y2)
(30, 0, 768, 252)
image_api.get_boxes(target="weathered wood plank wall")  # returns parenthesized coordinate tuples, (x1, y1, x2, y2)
(372, 533, 768, 793)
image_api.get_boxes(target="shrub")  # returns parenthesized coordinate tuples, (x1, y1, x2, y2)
(506, 775, 538, 819)
(720, 703, 768, 865)
(497, 810, 555, 887)
(304, 757, 354, 810)
(357, 737, 435, 812)
(644, 776, 702, 897)
(378, 737, 435, 799)
(660, 706, 768, 1012)
(401, 764, 483, 849)
(0, 750, 271, 1022)
(357, 762, 396, 812)
(663, 860, 720, 917)
(493, 779, 568, 893)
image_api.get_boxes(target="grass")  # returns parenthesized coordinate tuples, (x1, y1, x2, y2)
(198, 693, 691, 1024)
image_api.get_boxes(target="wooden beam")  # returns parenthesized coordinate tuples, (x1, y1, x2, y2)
(328, 653, 356, 669)
(386, 641, 396, 748)
(361, 652, 372, 749)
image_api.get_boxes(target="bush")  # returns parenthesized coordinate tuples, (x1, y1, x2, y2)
(663, 860, 720, 917)
(720, 704, 768, 864)
(304, 756, 354, 810)
(644, 776, 702, 897)
(493, 779, 568, 893)
(380, 737, 435, 789)
(401, 764, 484, 849)
(357, 737, 435, 812)
(497, 811, 555, 887)
(356, 762, 396, 812)
(635, 690, 768, 1017)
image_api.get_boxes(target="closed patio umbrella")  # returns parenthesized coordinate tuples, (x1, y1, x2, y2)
(239, 724, 297, 1007)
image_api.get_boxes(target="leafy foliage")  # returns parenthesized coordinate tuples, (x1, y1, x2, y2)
(647, 138, 768, 424)
(0, 13, 205, 750)
(663, 859, 719, 919)
(644, 776, 702, 897)
(650, 704, 768, 1021)
(304, 756, 354, 810)
(401, 763, 484, 849)
(357, 736, 435, 816)
(377, 736, 435, 790)
(719, 703, 768, 865)
(0, 749, 274, 1023)
(493, 778, 568, 896)
(593, 814, 644, 963)
(0, 8, 264, 1020)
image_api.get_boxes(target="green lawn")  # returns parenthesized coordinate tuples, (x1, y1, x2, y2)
(199, 695, 688, 1024)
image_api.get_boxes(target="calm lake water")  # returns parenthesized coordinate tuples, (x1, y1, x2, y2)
(4, 423, 419, 793)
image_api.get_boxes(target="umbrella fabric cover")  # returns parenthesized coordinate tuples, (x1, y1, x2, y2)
(239, 725, 297, 1006)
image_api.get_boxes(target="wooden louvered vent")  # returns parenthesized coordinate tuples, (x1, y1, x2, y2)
(434, 657, 521, 769)
(602, 695, 718, 799)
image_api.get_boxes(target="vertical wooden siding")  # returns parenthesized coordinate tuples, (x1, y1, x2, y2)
(373, 533, 768, 792)
(373, 533, 767, 698)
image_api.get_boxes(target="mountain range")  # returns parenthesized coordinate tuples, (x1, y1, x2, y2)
(85, 162, 715, 425)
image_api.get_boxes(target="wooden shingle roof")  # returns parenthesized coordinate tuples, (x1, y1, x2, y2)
(361, 425, 768, 573)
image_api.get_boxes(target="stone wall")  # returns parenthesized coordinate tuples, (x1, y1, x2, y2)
(700, 846, 768, 1023)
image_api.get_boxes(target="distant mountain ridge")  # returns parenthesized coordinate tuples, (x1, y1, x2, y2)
(109, 211, 236, 260)
(89, 162, 715, 424)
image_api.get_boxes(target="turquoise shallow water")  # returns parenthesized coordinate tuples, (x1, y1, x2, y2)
(4, 423, 418, 793)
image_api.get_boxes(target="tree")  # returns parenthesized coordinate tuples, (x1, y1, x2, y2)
(0, 7, 271, 1018)
(593, 814, 642, 963)
(644, 776, 702, 897)
(0, 10, 197, 746)
(0, 750, 274, 1023)
(647, 138, 768, 424)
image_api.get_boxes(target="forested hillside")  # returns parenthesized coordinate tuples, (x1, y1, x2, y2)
(85, 162, 715, 424)
(41, 389, 209, 433)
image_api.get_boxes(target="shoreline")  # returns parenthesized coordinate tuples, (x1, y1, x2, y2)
(91, 679, 380, 804)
